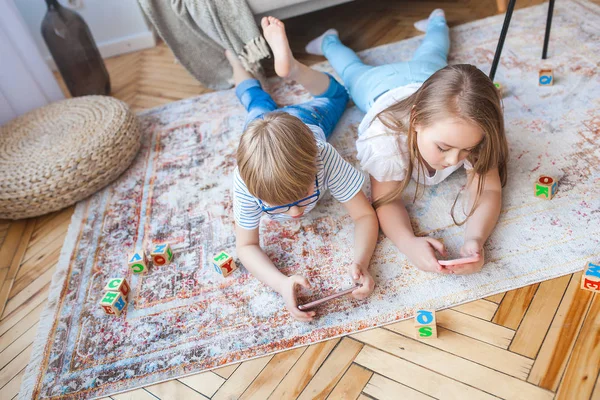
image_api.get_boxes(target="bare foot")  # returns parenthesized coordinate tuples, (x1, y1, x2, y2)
(225, 49, 253, 84)
(261, 16, 295, 78)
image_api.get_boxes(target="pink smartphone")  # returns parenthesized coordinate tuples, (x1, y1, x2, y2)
(298, 283, 361, 311)
(438, 254, 481, 266)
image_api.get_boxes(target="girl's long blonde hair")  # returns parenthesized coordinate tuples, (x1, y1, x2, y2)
(372, 64, 508, 225)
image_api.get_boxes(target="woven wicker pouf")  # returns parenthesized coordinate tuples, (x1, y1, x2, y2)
(0, 96, 141, 220)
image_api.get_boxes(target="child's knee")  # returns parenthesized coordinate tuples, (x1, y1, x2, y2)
(338, 83, 350, 104)
(332, 80, 350, 105)
(318, 75, 349, 103)
(327, 83, 350, 120)
(330, 75, 350, 100)
(245, 93, 277, 112)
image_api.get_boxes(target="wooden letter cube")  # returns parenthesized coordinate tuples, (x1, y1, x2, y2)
(128, 251, 148, 274)
(151, 243, 173, 266)
(414, 309, 437, 339)
(581, 262, 600, 293)
(494, 82, 503, 97)
(539, 69, 554, 86)
(534, 175, 558, 200)
(104, 278, 130, 299)
(99, 291, 127, 316)
(213, 251, 237, 277)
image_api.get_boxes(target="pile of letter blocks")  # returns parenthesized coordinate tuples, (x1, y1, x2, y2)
(99, 278, 130, 316)
(101, 244, 241, 316)
(99, 243, 173, 316)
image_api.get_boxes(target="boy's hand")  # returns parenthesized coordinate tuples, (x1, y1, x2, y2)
(404, 237, 449, 274)
(348, 263, 375, 299)
(279, 275, 316, 322)
(445, 239, 485, 275)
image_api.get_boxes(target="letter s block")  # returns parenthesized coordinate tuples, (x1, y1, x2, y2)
(414, 309, 437, 339)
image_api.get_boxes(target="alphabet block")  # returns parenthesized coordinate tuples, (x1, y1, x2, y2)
(213, 251, 237, 277)
(99, 291, 127, 316)
(539, 69, 554, 86)
(534, 175, 558, 200)
(581, 262, 600, 293)
(104, 278, 130, 299)
(128, 251, 148, 274)
(151, 243, 174, 266)
(414, 309, 437, 339)
(494, 82, 503, 96)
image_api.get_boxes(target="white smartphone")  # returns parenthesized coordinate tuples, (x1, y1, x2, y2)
(298, 283, 361, 311)
(438, 254, 481, 266)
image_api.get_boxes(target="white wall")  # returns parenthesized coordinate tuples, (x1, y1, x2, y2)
(14, 0, 155, 63)
(1, 0, 64, 125)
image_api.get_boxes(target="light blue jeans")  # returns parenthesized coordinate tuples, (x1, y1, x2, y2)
(322, 16, 449, 113)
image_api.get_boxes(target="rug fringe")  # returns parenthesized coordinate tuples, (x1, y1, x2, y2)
(18, 204, 87, 400)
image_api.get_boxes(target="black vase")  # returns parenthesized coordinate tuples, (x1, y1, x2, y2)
(41, 0, 110, 97)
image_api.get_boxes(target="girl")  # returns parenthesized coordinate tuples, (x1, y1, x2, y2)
(231, 17, 379, 322)
(306, 9, 508, 275)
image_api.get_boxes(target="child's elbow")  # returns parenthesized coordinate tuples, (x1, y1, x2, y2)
(484, 186, 502, 199)
(366, 203, 378, 218)
(360, 207, 379, 227)
(235, 241, 254, 261)
(235, 241, 244, 253)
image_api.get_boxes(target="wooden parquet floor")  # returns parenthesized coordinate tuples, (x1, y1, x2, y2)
(2, 0, 599, 398)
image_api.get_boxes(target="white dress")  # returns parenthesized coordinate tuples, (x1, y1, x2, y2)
(356, 84, 472, 185)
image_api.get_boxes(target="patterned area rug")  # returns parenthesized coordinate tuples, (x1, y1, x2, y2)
(21, 1, 599, 398)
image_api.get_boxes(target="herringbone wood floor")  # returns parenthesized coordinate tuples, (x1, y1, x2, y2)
(2, 0, 599, 399)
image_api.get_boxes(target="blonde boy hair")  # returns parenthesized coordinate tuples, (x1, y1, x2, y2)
(372, 64, 508, 225)
(237, 112, 318, 206)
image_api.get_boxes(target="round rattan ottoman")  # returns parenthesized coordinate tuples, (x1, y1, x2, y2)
(0, 96, 141, 220)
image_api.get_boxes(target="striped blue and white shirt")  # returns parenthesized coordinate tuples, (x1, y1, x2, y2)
(233, 125, 365, 230)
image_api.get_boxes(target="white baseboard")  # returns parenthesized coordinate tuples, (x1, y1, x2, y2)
(46, 30, 156, 71)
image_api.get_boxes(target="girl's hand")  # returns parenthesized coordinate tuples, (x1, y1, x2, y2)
(348, 263, 375, 300)
(404, 237, 449, 274)
(278, 275, 316, 322)
(446, 239, 485, 275)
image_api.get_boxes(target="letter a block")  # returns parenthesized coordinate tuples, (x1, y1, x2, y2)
(534, 175, 558, 200)
(581, 262, 600, 293)
(104, 278, 130, 299)
(151, 243, 174, 266)
(414, 309, 437, 339)
(99, 291, 127, 316)
(213, 251, 237, 277)
(539, 69, 554, 86)
(128, 251, 148, 274)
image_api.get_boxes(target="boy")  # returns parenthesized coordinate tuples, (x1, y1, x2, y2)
(231, 17, 378, 322)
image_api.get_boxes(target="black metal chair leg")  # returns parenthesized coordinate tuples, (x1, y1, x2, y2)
(542, 0, 556, 59)
(489, 0, 518, 81)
